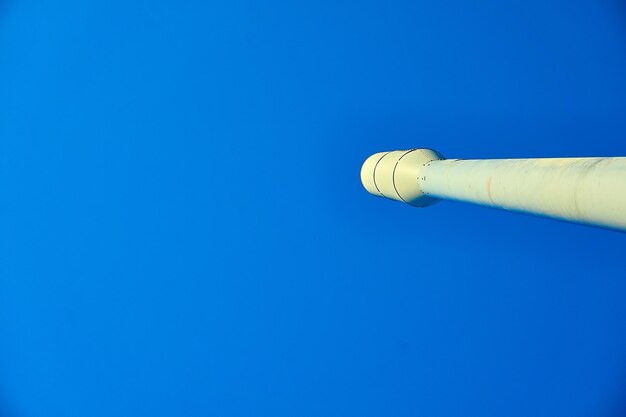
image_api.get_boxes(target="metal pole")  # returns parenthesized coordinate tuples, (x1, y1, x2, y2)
(360, 149, 626, 232)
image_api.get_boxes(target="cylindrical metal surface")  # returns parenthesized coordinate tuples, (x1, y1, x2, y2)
(360, 148, 444, 206)
(419, 157, 626, 231)
(361, 149, 626, 232)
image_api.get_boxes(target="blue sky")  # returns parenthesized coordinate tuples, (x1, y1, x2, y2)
(1, 1, 626, 416)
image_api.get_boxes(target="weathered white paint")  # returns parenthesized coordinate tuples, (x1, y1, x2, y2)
(361, 149, 626, 232)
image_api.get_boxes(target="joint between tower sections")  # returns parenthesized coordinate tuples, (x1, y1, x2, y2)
(360, 148, 444, 207)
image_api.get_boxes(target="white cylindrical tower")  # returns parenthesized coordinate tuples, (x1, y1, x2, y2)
(361, 149, 626, 232)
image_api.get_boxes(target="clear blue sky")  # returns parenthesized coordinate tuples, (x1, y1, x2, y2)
(1, 1, 626, 416)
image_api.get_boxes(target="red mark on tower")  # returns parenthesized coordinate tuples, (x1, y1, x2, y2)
(486, 176, 494, 203)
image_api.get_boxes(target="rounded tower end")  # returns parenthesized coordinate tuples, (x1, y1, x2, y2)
(360, 148, 444, 207)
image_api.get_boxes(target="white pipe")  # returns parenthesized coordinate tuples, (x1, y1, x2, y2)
(360, 149, 626, 232)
